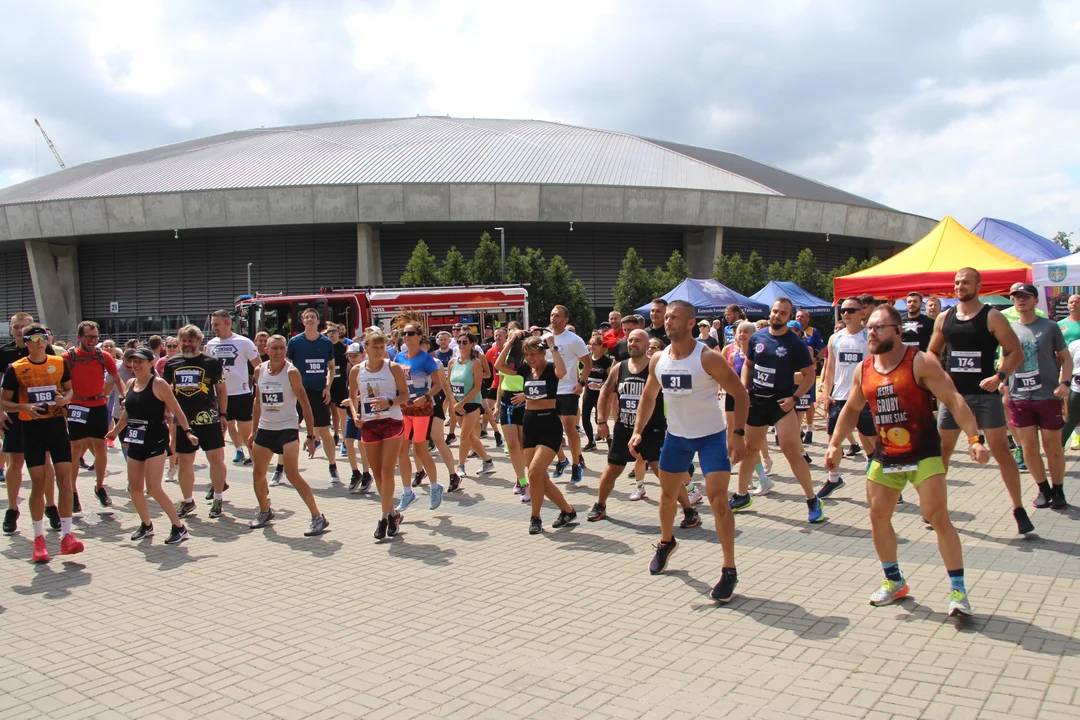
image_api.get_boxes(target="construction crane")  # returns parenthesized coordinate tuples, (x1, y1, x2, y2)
(34, 118, 66, 169)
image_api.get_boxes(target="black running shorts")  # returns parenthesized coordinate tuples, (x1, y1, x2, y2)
(608, 424, 662, 466)
(67, 404, 109, 441)
(176, 421, 226, 454)
(523, 409, 563, 452)
(23, 417, 72, 468)
(255, 428, 300, 454)
(226, 392, 254, 423)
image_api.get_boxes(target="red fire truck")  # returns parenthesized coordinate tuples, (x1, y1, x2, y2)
(233, 285, 529, 339)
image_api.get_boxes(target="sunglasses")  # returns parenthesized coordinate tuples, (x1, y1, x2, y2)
(25, 333, 48, 343)
(840, 307, 860, 314)
(166, 344, 179, 348)
(402, 330, 420, 337)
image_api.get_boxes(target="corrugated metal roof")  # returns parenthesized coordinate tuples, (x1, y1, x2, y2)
(0, 117, 879, 207)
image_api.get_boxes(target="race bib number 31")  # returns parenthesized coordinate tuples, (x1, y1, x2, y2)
(660, 372, 692, 394)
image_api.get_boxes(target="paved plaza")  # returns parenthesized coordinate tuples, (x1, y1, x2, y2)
(1, 435, 1079, 720)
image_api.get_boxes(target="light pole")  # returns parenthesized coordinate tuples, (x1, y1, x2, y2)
(494, 227, 505, 281)
(247, 262, 253, 295)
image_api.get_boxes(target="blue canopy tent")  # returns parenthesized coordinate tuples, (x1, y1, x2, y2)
(970, 218, 1067, 264)
(750, 281, 833, 315)
(635, 278, 769, 318)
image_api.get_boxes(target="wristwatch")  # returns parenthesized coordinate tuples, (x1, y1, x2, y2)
(731, 428, 746, 437)
(996, 371, 1006, 381)
(968, 434, 985, 445)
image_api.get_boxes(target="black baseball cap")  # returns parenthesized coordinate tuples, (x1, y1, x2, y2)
(1009, 283, 1038, 297)
(22, 324, 47, 337)
(132, 348, 156, 361)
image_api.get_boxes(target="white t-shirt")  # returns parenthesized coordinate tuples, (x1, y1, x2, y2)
(547, 329, 589, 395)
(205, 333, 261, 396)
(1069, 339, 1080, 393)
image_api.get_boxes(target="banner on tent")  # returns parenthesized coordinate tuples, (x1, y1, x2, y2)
(1043, 285, 1079, 321)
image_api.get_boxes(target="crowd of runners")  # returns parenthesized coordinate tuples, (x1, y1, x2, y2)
(2, 267, 1077, 615)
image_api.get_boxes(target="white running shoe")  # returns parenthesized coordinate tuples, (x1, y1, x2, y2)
(166, 466, 178, 483)
(457, 464, 468, 478)
(750, 475, 775, 496)
(628, 484, 646, 501)
(762, 458, 774, 476)
(686, 485, 703, 505)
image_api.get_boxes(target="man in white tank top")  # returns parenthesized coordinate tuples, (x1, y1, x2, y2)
(630, 300, 749, 603)
(818, 296, 879, 498)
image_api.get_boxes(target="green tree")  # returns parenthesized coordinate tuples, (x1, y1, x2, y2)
(543, 255, 595, 332)
(651, 250, 689, 297)
(504, 246, 549, 324)
(743, 251, 767, 296)
(828, 256, 883, 300)
(787, 248, 829, 300)
(468, 231, 504, 283)
(1052, 231, 1074, 253)
(712, 253, 747, 295)
(438, 245, 470, 285)
(399, 240, 439, 286)
(613, 247, 655, 314)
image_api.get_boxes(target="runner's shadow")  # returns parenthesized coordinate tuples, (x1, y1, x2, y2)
(12, 561, 92, 599)
(444, 491, 484, 508)
(184, 513, 243, 544)
(387, 535, 457, 566)
(413, 515, 490, 542)
(956, 527, 1077, 556)
(752, 512, 889, 542)
(128, 543, 217, 571)
(545, 527, 634, 554)
(73, 512, 128, 544)
(900, 600, 1080, 655)
(831, 496, 975, 521)
(261, 524, 342, 558)
(605, 516, 662, 536)
(692, 591, 851, 640)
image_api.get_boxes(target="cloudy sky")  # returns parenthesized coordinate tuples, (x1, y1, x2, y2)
(1, 0, 1077, 238)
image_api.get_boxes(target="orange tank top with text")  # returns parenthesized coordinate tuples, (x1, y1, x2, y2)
(859, 346, 940, 466)
(10, 356, 68, 421)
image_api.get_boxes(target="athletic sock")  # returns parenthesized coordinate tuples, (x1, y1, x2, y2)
(214, 492, 223, 501)
(948, 568, 966, 594)
(755, 463, 765, 476)
(828, 470, 840, 482)
(33, 520, 44, 537)
(1038, 481, 1052, 496)
(328, 463, 337, 471)
(882, 562, 903, 583)
(805, 497, 817, 509)
(184, 497, 193, 503)
(60, 517, 72, 537)
(518, 477, 528, 487)
(275, 463, 284, 473)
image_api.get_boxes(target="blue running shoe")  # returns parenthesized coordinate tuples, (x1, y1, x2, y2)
(808, 496, 825, 524)
(232, 449, 245, 464)
(396, 487, 418, 512)
(729, 493, 753, 512)
(429, 482, 444, 510)
(554, 459, 569, 478)
(570, 464, 582, 483)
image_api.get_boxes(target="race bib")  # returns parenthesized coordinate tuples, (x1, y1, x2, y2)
(587, 380, 603, 391)
(175, 369, 202, 391)
(67, 405, 89, 424)
(882, 463, 917, 474)
(949, 350, 981, 374)
(261, 390, 284, 410)
(524, 380, 547, 399)
(334, 364, 343, 378)
(838, 351, 862, 365)
(304, 358, 325, 376)
(124, 420, 147, 445)
(451, 382, 466, 397)
(796, 394, 811, 411)
(362, 398, 381, 418)
(753, 365, 776, 389)
(618, 394, 638, 425)
(1014, 370, 1041, 392)
(660, 371, 692, 394)
(28, 385, 56, 405)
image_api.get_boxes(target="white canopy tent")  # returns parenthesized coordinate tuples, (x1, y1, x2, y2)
(1032, 254, 1080, 319)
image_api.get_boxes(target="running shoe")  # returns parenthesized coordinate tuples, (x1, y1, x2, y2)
(817, 477, 845, 499)
(448, 474, 462, 493)
(176, 499, 197, 518)
(686, 485, 703, 505)
(710, 568, 738, 603)
(387, 511, 401, 537)
(166, 466, 178, 483)
(513, 482, 522, 495)
(396, 487, 418, 512)
(948, 590, 972, 617)
(429, 482, 444, 510)
(72, 492, 82, 514)
(233, 449, 245, 464)
(629, 484, 646, 501)
(164, 525, 188, 545)
(1014, 507, 1035, 535)
(339, 442, 347, 455)
(359, 472, 373, 494)
(249, 507, 274, 529)
(552, 509, 577, 528)
(762, 458, 774, 475)
(243, 457, 253, 466)
(412, 470, 426, 487)
(3, 508, 18, 534)
(79, 457, 92, 471)
(587, 503, 606, 522)
(570, 464, 583, 483)
(32, 536, 49, 563)
(304, 515, 329, 537)
(480, 428, 488, 438)
(1012, 446, 1027, 471)
(208, 499, 224, 519)
(680, 507, 701, 529)
(329, 467, 341, 485)
(649, 538, 678, 575)
(428, 440, 436, 452)
(520, 485, 531, 502)
(750, 475, 775, 497)
(270, 468, 283, 486)
(845, 443, 861, 457)
(60, 533, 84, 555)
(130, 523, 153, 541)
(1071, 432, 1080, 451)
(729, 493, 753, 512)
(92, 485, 111, 507)
(494, 432, 503, 448)
(868, 578, 909, 606)
(807, 496, 825, 524)
(802, 452, 812, 466)
(349, 469, 362, 492)
(479, 460, 496, 475)
(803, 430, 813, 445)
(45, 505, 61, 531)
(205, 482, 229, 500)
(374, 518, 388, 540)
(583, 441, 597, 452)
(1052, 485, 1068, 509)
(446, 433, 457, 446)
(529, 516, 543, 535)
(553, 459, 569, 478)
(1033, 486, 1053, 509)
(456, 465, 468, 479)
(578, 455, 587, 470)
(468, 450, 479, 459)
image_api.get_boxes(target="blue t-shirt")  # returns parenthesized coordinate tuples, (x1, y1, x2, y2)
(745, 328, 813, 396)
(434, 349, 454, 367)
(398, 350, 442, 400)
(286, 334, 335, 391)
(802, 327, 826, 361)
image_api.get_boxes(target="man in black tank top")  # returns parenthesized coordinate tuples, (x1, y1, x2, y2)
(928, 267, 1034, 534)
(586, 329, 700, 528)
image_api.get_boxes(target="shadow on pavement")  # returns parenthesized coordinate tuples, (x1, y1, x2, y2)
(184, 513, 244, 543)
(387, 534, 457, 566)
(901, 601, 1080, 655)
(260, 524, 342, 558)
(442, 491, 484, 508)
(12, 561, 92, 599)
(128, 542, 218, 571)
(685, 581, 850, 639)
(544, 525, 634, 554)
(956, 526, 1079, 557)
(413, 515, 490, 542)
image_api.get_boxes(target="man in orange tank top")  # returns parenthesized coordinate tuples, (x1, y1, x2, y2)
(826, 306, 989, 618)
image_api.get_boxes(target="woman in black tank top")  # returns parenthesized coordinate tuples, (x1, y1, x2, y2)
(107, 348, 199, 544)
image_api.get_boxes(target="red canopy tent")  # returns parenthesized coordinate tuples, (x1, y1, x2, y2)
(833, 216, 1032, 301)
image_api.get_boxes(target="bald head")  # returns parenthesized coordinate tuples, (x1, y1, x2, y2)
(626, 328, 649, 358)
(1069, 294, 1080, 320)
